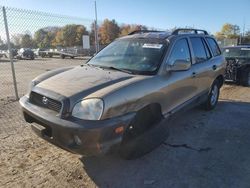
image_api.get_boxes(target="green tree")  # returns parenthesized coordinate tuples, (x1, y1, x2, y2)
(99, 19, 120, 45)
(34, 29, 57, 48)
(20, 34, 34, 48)
(53, 24, 88, 47)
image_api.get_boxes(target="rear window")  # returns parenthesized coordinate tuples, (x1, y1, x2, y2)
(206, 38, 221, 56)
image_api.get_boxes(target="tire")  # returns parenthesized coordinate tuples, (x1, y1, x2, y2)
(119, 107, 168, 160)
(203, 80, 220, 110)
(241, 68, 250, 87)
(119, 121, 169, 160)
(60, 54, 65, 59)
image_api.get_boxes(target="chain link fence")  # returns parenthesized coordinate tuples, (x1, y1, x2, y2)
(0, 6, 96, 102)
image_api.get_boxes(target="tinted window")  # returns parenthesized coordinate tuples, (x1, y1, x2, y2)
(190, 37, 207, 63)
(206, 38, 221, 56)
(168, 38, 191, 65)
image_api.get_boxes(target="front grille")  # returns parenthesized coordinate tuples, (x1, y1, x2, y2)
(29, 92, 62, 113)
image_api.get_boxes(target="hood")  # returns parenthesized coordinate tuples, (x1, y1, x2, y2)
(36, 65, 134, 98)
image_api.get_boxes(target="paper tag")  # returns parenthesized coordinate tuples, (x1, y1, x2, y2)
(142, 43, 163, 49)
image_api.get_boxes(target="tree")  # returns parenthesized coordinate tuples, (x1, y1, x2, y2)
(20, 34, 34, 48)
(34, 28, 58, 48)
(99, 19, 120, 45)
(119, 24, 148, 36)
(52, 24, 88, 47)
(11, 34, 23, 48)
(215, 23, 240, 40)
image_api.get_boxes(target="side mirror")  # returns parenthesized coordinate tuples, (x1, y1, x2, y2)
(169, 59, 191, 71)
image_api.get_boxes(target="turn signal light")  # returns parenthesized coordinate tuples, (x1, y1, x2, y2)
(115, 126, 124, 134)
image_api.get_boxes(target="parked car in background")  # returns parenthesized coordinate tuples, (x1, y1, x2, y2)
(0, 50, 6, 58)
(17, 48, 35, 60)
(34, 48, 54, 58)
(5, 48, 18, 58)
(20, 29, 226, 159)
(223, 45, 250, 86)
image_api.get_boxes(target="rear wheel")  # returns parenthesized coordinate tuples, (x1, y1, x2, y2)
(203, 80, 220, 110)
(241, 68, 250, 87)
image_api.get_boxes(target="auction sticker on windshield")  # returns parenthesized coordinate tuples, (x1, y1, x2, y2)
(142, 43, 163, 49)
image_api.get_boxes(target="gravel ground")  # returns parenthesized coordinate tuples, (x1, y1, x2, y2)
(0, 58, 250, 188)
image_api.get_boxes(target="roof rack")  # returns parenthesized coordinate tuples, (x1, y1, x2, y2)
(172, 28, 208, 35)
(128, 30, 164, 35)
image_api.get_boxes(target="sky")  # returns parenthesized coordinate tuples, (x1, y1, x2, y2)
(0, 0, 250, 34)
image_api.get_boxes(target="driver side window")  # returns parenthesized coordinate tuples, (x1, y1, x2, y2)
(168, 38, 191, 65)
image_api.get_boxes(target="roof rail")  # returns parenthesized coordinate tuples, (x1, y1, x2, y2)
(172, 28, 208, 35)
(128, 30, 164, 35)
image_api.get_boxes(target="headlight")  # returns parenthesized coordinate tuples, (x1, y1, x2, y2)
(72, 98, 104, 120)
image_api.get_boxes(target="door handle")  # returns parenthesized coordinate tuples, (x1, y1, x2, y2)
(212, 65, 217, 70)
(192, 72, 197, 78)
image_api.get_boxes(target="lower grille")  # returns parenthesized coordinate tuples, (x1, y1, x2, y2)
(29, 92, 62, 113)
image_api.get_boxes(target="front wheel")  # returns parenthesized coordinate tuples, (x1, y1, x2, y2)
(119, 107, 168, 160)
(203, 80, 220, 110)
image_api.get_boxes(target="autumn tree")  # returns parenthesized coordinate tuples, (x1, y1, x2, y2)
(119, 24, 148, 36)
(52, 24, 88, 47)
(99, 19, 120, 45)
(215, 23, 240, 40)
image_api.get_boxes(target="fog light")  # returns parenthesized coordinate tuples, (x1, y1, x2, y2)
(73, 135, 82, 145)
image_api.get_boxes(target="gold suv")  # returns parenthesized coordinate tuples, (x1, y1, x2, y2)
(20, 29, 226, 159)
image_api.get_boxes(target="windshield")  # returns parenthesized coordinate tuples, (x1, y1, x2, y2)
(223, 47, 250, 58)
(88, 39, 167, 74)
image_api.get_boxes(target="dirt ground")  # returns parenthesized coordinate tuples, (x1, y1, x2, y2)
(0, 58, 250, 188)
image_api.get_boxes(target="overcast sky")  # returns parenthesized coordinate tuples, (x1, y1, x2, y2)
(1, 0, 250, 34)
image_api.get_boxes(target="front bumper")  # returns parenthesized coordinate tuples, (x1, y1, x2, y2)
(20, 96, 135, 156)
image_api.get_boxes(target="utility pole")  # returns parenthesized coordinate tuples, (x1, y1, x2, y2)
(94, 0, 99, 53)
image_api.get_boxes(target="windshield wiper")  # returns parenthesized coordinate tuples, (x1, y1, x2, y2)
(100, 66, 134, 74)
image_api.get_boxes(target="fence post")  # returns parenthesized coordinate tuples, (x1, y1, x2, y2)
(2, 6, 19, 100)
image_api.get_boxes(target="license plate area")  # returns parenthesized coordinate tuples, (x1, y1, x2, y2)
(31, 123, 52, 139)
